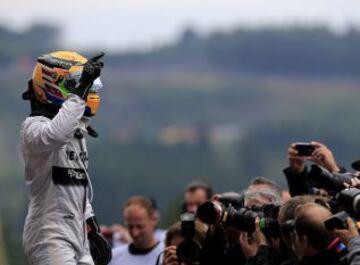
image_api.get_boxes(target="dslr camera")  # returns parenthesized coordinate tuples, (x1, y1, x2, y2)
(196, 201, 280, 238)
(176, 212, 202, 264)
(323, 188, 360, 231)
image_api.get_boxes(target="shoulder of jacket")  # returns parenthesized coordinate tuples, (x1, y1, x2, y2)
(23, 116, 51, 124)
(21, 116, 51, 134)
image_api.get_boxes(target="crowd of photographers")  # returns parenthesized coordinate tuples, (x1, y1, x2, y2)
(103, 141, 360, 265)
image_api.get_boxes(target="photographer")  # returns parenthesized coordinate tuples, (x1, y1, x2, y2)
(293, 203, 346, 265)
(284, 141, 342, 197)
(162, 219, 207, 265)
(237, 189, 286, 265)
(182, 181, 213, 214)
(195, 192, 249, 265)
(196, 188, 284, 265)
(239, 217, 274, 265)
(277, 195, 334, 265)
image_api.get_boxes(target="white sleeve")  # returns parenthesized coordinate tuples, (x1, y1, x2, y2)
(22, 94, 85, 153)
(85, 199, 95, 219)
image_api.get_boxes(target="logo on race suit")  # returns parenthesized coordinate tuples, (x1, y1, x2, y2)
(67, 168, 86, 180)
(52, 166, 88, 186)
(66, 150, 89, 162)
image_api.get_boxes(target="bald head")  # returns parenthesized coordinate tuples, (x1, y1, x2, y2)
(294, 203, 334, 252)
(296, 203, 332, 224)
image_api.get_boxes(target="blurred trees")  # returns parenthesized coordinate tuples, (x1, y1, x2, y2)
(4, 23, 360, 75)
(111, 25, 360, 75)
(0, 24, 60, 68)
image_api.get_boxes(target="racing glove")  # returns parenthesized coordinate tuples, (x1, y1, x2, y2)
(86, 216, 112, 265)
(71, 52, 105, 100)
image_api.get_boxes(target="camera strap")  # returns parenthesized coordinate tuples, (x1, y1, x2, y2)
(155, 251, 164, 265)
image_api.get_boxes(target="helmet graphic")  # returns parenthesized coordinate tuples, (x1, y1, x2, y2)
(31, 51, 102, 116)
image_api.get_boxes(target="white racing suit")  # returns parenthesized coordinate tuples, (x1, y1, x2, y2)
(20, 94, 95, 265)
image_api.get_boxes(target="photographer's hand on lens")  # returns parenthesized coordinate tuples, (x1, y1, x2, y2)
(163, 246, 179, 265)
(310, 141, 340, 173)
(288, 144, 305, 173)
(239, 217, 267, 258)
(332, 217, 359, 245)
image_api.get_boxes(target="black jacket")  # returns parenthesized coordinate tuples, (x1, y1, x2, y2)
(245, 245, 297, 265)
(296, 249, 348, 265)
(283, 166, 314, 197)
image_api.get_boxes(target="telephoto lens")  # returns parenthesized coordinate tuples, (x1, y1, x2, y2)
(335, 188, 360, 216)
(196, 201, 280, 237)
(196, 201, 222, 225)
(222, 207, 258, 232)
(196, 201, 257, 231)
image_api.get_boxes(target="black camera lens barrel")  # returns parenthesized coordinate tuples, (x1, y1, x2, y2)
(196, 201, 223, 224)
(197, 201, 280, 237)
(336, 188, 360, 215)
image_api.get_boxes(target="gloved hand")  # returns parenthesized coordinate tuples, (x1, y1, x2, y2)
(72, 52, 105, 99)
(86, 216, 112, 265)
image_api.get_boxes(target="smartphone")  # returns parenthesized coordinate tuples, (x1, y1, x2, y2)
(294, 142, 315, 156)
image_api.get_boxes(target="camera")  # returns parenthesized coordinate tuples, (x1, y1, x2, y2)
(176, 212, 202, 264)
(324, 211, 349, 231)
(294, 142, 315, 156)
(196, 201, 280, 238)
(333, 188, 360, 216)
(308, 165, 354, 193)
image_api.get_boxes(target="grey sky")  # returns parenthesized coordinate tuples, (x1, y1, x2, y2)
(1, 0, 360, 51)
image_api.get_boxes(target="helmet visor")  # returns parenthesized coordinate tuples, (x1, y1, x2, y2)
(65, 71, 103, 93)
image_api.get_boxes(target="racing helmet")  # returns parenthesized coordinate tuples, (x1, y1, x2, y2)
(30, 51, 102, 116)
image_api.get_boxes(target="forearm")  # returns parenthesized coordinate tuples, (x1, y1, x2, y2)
(23, 94, 85, 153)
(347, 236, 360, 264)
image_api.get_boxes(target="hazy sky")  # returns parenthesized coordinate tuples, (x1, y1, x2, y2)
(1, 0, 360, 51)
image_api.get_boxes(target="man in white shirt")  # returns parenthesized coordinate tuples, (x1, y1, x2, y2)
(109, 196, 164, 265)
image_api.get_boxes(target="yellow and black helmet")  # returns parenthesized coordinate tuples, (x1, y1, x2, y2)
(24, 51, 102, 116)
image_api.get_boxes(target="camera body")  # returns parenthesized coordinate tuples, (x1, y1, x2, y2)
(322, 188, 360, 233)
(176, 213, 202, 264)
